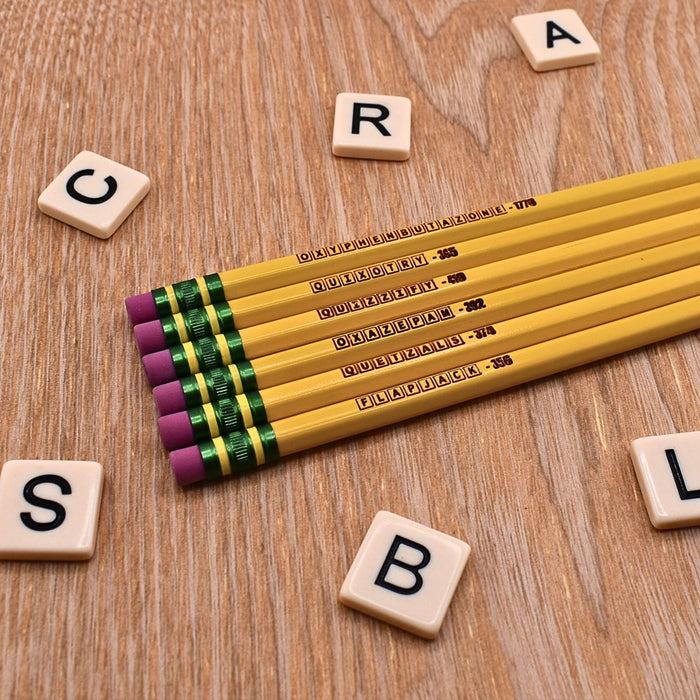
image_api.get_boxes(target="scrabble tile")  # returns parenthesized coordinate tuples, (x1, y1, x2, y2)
(0, 460, 104, 560)
(332, 93, 411, 161)
(339, 511, 470, 639)
(631, 431, 700, 529)
(38, 151, 150, 239)
(510, 10, 600, 72)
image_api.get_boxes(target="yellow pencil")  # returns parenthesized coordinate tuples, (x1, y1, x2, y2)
(169, 294, 700, 484)
(133, 182, 700, 354)
(157, 264, 700, 449)
(141, 206, 700, 386)
(125, 158, 700, 325)
(152, 234, 700, 415)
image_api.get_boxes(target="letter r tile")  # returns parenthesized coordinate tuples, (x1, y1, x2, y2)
(0, 460, 104, 560)
(38, 151, 150, 239)
(339, 511, 470, 638)
(631, 431, 700, 529)
(332, 93, 411, 161)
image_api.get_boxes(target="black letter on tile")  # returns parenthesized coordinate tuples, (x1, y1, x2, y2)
(20, 475, 72, 531)
(351, 103, 391, 136)
(546, 21, 582, 48)
(66, 169, 118, 204)
(375, 535, 431, 595)
(666, 449, 700, 500)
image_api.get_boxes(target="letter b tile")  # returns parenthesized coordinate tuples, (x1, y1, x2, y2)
(339, 511, 470, 638)
(0, 460, 104, 560)
(38, 151, 150, 239)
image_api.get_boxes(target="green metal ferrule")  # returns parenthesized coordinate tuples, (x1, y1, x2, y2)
(199, 435, 257, 479)
(160, 315, 184, 346)
(199, 424, 280, 479)
(244, 391, 267, 426)
(182, 307, 213, 342)
(205, 367, 237, 403)
(212, 301, 236, 332)
(172, 278, 203, 312)
(214, 397, 245, 434)
(189, 406, 217, 443)
(193, 336, 223, 371)
(170, 345, 193, 378)
(236, 361, 258, 393)
(203, 273, 226, 303)
(222, 431, 259, 475)
(223, 331, 246, 363)
(152, 288, 174, 318)
(180, 375, 205, 409)
(256, 423, 280, 463)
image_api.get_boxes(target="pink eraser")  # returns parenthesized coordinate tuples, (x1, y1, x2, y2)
(125, 292, 158, 326)
(134, 320, 168, 356)
(153, 381, 188, 415)
(170, 445, 206, 485)
(142, 350, 177, 387)
(158, 412, 197, 451)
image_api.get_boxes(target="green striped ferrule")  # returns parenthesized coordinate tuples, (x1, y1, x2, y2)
(205, 362, 258, 401)
(192, 336, 225, 373)
(199, 432, 256, 479)
(203, 274, 226, 303)
(169, 337, 221, 378)
(189, 392, 266, 441)
(152, 275, 226, 319)
(202, 332, 246, 370)
(199, 423, 280, 479)
(179, 375, 209, 409)
(182, 302, 236, 341)
(222, 331, 246, 364)
(189, 398, 236, 441)
(179, 362, 259, 411)
(170, 331, 245, 378)
(173, 278, 203, 311)
(234, 361, 258, 393)
(160, 315, 186, 346)
(240, 391, 267, 427)
(203, 367, 238, 404)
(152, 287, 175, 319)
(169, 344, 195, 379)
(255, 424, 280, 463)
(172, 275, 226, 312)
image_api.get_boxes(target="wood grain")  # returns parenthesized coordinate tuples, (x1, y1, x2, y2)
(1, 0, 699, 697)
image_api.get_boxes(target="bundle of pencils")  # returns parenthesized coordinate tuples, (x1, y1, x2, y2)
(126, 160, 700, 485)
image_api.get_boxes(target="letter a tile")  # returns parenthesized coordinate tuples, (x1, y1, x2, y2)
(510, 10, 600, 72)
(38, 151, 150, 239)
(0, 460, 104, 560)
(332, 93, 411, 161)
(339, 511, 470, 638)
(631, 431, 700, 529)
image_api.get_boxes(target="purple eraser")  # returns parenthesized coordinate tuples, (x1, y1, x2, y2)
(170, 445, 206, 486)
(153, 381, 188, 416)
(142, 350, 177, 387)
(125, 292, 158, 326)
(134, 320, 168, 356)
(158, 412, 196, 451)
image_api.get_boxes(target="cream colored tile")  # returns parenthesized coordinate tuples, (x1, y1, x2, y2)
(38, 151, 150, 239)
(510, 10, 600, 72)
(631, 431, 700, 529)
(332, 93, 411, 161)
(0, 460, 104, 560)
(339, 511, 470, 639)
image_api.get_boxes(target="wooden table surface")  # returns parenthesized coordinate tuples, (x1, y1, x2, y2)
(2, 1, 699, 697)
